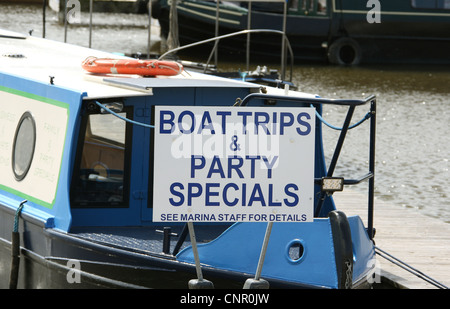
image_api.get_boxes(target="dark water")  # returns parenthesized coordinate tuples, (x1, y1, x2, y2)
(1, 3, 449, 223)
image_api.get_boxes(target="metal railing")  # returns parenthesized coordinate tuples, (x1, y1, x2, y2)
(239, 93, 377, 240)
(159, 28, 295, 81)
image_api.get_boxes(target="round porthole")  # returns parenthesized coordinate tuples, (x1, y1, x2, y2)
(286, 239, 306, 263)
(12, 111, 36, 181)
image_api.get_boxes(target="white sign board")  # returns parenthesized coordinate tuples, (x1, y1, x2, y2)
(153, 106, 315, 222)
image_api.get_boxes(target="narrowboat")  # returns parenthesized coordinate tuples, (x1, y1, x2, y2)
(154, 0, 450, 65)
(0, 29, 377, 289)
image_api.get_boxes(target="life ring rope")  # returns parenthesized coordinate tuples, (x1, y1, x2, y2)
(81, 56, 184, 76)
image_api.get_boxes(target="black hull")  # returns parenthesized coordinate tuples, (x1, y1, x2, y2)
(158, 10, 328, 63)
(0, 230, 322, 289)
(0, 206, 322, 289)
(157, 7, 450, 65)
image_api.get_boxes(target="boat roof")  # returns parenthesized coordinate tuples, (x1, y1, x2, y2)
(0, 29, 260, 99)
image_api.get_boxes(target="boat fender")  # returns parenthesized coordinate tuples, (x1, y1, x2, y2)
(328, 37, 362, 66)
(328, 210, 353, 289)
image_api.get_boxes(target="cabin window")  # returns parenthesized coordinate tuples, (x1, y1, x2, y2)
(412, 0, 450, 9)
(289, 0, 299, 10)
(317, 0, 327, 14)
(290, 0, 327, 15)
(71, 106, 132, 207)
(12, 111, 36, 181)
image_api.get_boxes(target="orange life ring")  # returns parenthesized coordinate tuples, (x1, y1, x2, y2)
(81, 56, 183, 76)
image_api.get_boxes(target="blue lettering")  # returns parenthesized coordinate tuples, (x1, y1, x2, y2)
(262, 156, 278, 178)
(198, 111, 216, 134)
(284, 184, 299, 207)
(272, 112, 277, 135)
(248, 184, 266, 206)
(237, 111, 252, 134)
(245, 155, 260, 178)
(159, 110, 175, 134)
(223, 183, 239, 206)
(191, 155, 205, 178)
(207, 156, 225, 178)
(169, 182, 184, 206)
(296, 112, 311, 135)
(216, 111, 231, 134)
(178, 111, 195, 134)
(254, 112, 270, 134)
(161, 214, 178, 221)
(205, 183, 220, 206)
(227, 155, 244, 178)
(280, 112, 294, 135)
(242, 183, 247, 206)
(268, 184, 282, 206)
(187, 183, 202, 206)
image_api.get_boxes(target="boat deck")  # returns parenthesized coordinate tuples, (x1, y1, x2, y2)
(69, 224, 231, 257)
(336, 189, 450, 289)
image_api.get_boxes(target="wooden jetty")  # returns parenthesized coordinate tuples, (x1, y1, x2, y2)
(336, 189, 450, 289)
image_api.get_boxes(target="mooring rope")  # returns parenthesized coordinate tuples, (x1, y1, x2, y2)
(9, 200, 27, 289)
(13, 200, 27, 233)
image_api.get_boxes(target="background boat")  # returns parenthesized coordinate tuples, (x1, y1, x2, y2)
(154, 0, 450, 65)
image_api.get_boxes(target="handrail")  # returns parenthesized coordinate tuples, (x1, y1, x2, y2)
(159, 29, 295, 81)
(237, 92, 377, 240)
(238, 93, 376, 107)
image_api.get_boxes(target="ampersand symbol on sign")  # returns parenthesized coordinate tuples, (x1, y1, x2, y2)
(229, 135, 241, 151)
